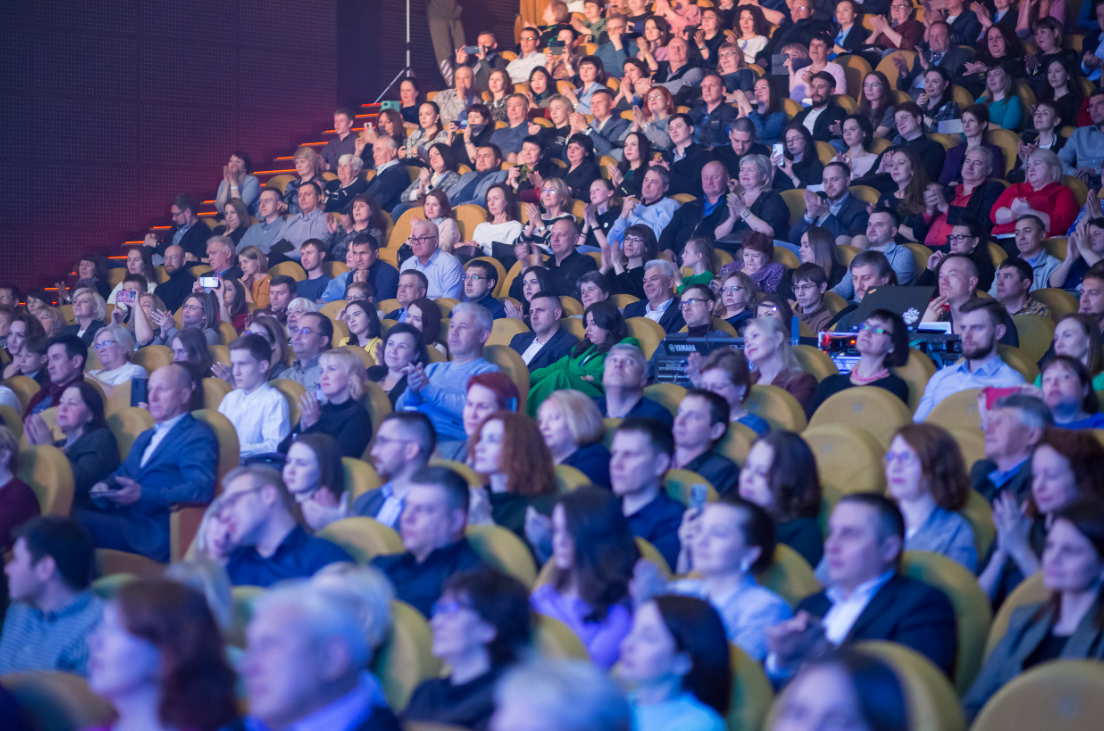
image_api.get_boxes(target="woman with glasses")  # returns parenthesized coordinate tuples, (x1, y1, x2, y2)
(772, 124, 823, 192)
(87, 324, 146, 396)
(596, 222, 657, 299)
(170, 327, 214, 378)
(626, 86, 675, 153)
(865, 0, 924, 53)
(714, 271, 758, 334)
(404, 567, 532, 731)
(883, 424, 977, 571)
(808, 310, 910, 414)
(714, 41, 757, 99)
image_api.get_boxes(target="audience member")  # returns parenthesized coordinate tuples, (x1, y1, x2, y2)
(1040, 356, 1104, 429)
(438, 371, 520, 461)
(354, 411, 435, 528)
(367, 323, 429, 406)
(145, 193, 209, 260)
(170, 326, 215, 378)
(509, 293, 578, 370)
(808, 310, 911, 413)
(86, 325, 146, 396)
(65, 288, 105, 346)
(400, 220, 465, 299)
(597, 343, 674, 423)
(472, 411, 557, 540)
(366, 136, 410, 213)
(991, 152, 1078, 238)
(25, 334, 87, 415)
(0, 517, 102, 676)
(151, 292, 220, 346)
(285, 311, 331, 392)
(490, 658, 631, 731)
(217, 334, 290, 460)
(282, 434, 350, 530)
(238, 188, 287, 256)
(385, 270, 430, 322)
(537, 389, 611, 488)
(285, 348, 373, 458)
(690, 348, 770, 435)
(670, 389, 740, 494)
(623, 259, 686, 333)
(744, 316, 818, 410)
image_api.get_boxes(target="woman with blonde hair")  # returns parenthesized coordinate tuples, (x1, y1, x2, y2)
(285, 297, 318, 334)
(66, 287, 107, 345)
(744, 316, 817, 411)
(237, 245, 271, 308)
(991, 147, 1078, 237)
(36, 306, 67, 338)
(190, 496, 234, 566)
(88, 324, 146, 395)
(285, 146, 324, 215)
(282, 347, 372, 458)
(538, 389, 611, 488)
(521, 177, 575, 250)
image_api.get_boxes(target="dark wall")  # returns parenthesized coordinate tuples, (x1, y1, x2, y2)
(0, 0, 337, 290)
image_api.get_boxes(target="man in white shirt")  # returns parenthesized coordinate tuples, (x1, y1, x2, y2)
(505, 28, 547, 83)
(764, 494, 958, 682)
(218, 334, 290, 460)
(352, 411, 435, 528)
(914, 298, 1026, 422)
(509, 293, 578, 370)
(622, 260, 686, 333)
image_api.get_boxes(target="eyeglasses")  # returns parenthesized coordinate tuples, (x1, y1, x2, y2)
(946, 234, 976, 244)
(884, 450, 917, 466)
(295, 327, 321, 338)
(462, 274, 487, 282)
(93, 340, 118, 350)
(623, 236, 645, 245)
(719, 51, 737, 58)
(859, 322, 893, 336)
(409, 235, 438, 244)
(721, 285, 744, 294)
(680, 298, 708, 308)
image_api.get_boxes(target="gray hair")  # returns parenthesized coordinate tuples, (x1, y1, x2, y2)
(164, 559, 233, 634)
(643, 258, 677, 280)
(72, 287, 107, 322)
(337, 154, 364, 173)
(963, 146, 994, 175)
(740, 153, 775, 186)
(607, 342, 646, 375)
(311, 564, 395, 655)
(252, 581, 369, 670)
(495, 659, 631, 731)
(207, 235, 236, 254)
(451, 301, 494, 334)
(995, 393, 1055, 431)
(378, 135, 399, 151)
(96, 323, 136, 359)
(286, 297, 320, 315)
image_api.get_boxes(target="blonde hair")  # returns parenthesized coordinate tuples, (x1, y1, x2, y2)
(72, 287, 108, 322)
(746, 316, 801, 372)
(164, 559, 234, 634)
(292, 146, 323, 177)
(542, 177, 571, 207)
(320, 348, 367, 399)
(1026, 148, 1063, 186)
(542, 390, 605, 446)
(37, 306, 66, 337)
(238, 245, 269, 275)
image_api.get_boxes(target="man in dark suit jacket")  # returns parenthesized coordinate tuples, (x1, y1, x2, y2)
(968, 393, 1049, 505)
(658, 161, 733, 257)
(766, 494, 959, 681)
(509, 293, 578, 371)
(76, 364, 218, 562)
(895, 21, 971, 93)
(788, 162, 870, 244)
(365, 137, 410, 214)
(623, 260, 686, 334)
(791, 72, 848, 143)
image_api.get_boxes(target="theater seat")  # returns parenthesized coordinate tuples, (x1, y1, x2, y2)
(485, 318, 529, 348)
(715, 421, 756, 465)
(602, 417, 622, 448)
(745, 384, 807, 432)
(0, 403, 22, 438)
(535, 613, 591, 661)
(269, 261, 307, 281)
(92, 573, 137, 600)
(808, 386, 912, 450)
(984, 572, 1047, 658)
(1, 672, 114, 731)
(1011, 314, 1055, 364)
(892, 348, 937, 413)
(802, 424, 886, 525)
(1031, 288, 1079, 319)
(483, 344, 531, 414)
(342, 456, 383, 500)
(202, 377, 233, 411)
(997, 345, 1039, 383)
(727, 642, 775, 731)
(208, 344, 231, 368)
(2, 375, 40, 411)
(132, 344, 173, 374)
(753, 544, 820, 608)
(971, 660, 1104, 731)
(19, 445, 74, 516)
(465, 524, 538, 587)
(360, 381, 393, 448)
(793, 345, 839, 383)
(851, 641, 966, 731)
(107, 406, 154, 460)
(624, 317, 666, 359)
(174, 409, 238, 561)
(316, 516, 402, 564)
(925, 388, 983, 431)
(664, 469, 719, 506)
(901, 551, 993, 694)
(643, 382, 686, 417)
(373, 600, 442, 711)
(270, 378, 306, 427)
(554, 463, 590, 492)
(95, 548, 166, 578)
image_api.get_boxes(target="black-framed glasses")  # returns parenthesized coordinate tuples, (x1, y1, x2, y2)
(462, 274, 487, 282)
(680, 298, 708, 308)
(946, 234, 975, 244)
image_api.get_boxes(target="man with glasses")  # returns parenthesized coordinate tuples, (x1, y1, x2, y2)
(286, 312, 332, 393)
(143, 192, 208, 261)
(606, 166, 680, 246)
(400, 220, 464, 298)
(461, 260, 506, 319)
(689, 74, 738, 149)
(354, 411, 436, 528)
(78, 364, 218, 562)
(506, 29, 548, 83)
(789, 162, 868, 246)
(222, 465, 352, 586)
(918, 220, 996, 292)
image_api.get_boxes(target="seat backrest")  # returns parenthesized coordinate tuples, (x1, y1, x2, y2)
(643, 383, 686, 417)
(925, 387, 983, 431)
(1010, 314, 1055, 364)
(1031, 288, 1079, 319)
(342, 457, 384, 500)
(485, 317, 530, 348)
(132, 344, 174, 374)
(663, 469, 719, 506)
(202, 377, 233, 411)
(0, 403, 23, 438)
(104, 379, 133, 416)
(997, 344, 1039, 383)
(373, 600, 443, 711)
(802, 423, 887, 515)
(901, 550, 993, 694)
(971, 660, 1104, 731)
(483, 344, 531, 414)
(361, 381, 393, 448)
(554, 463, 590, 493)
(269, 260, 307, 281)
(624, 317, 667, 360)
(727, 642, 775, 731)
(960, 487, 996, 560)
(465, 524, 538, 587)
(849, 641, 966, 731)
(270, 378, 307, 427)
(892, 348, 936, 414)
(208, 344, 231, 368)
(107, 407, 155, 461)
(2, 375, 40, 411)
(95, 548, 165, 580)
(793, 345, 839, 383)
(191, 408, 239, 485)
(753, 544, 821, 608)
(1, 671, 115, 731)
(429, 458, 482, 487)
(316, 516, 403, 564)
(745, 384, 807, 432)
(985, 572, 1048, 658)
(808, 385, 913, 449)
(18, 445, 75, 516)
(534, 613, 591, 661)
(715, 421, 755, 465)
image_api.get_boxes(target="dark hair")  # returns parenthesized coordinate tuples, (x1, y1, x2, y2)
(172, 328, 213, 378)
(222, 278, 248, 319)
(1056, 313, 1104, 377)
(567, 132, 596, 162)
(379, 410, 437, 459)
(756, 76, 783, 116)
(842, 113, 875, 152)
(123, 273, 150, 291)
(622, 58, 649, 79)
(961, 103, 990, 127)
(782, 123, 816, 163)
(520, 266, 556, 310)
(67, 381, 109, 432)
(718, 494, 777, 572)
(754, 431, 822, 521)
(367, 322, 429, 383)
(622, 225, 660, 264)
(652, 596, 732, 716)
(411, 465, 471, 512)
(860, 309, 909, 367)
(576, 271, 611, 300)
(576, 299, 627, 356)
(959, 297, 1006, 329)
(738, 4, 771, 36)
(115, 580, 238, 731)
(894, 101, 923, 120)
(229, 333, 272, 365)
(299, 312, 333, 350)
(578, 54, 606, 81)
(616, 416, 675, 457)
(885, 147, 928, 217)
(892, 424, 969, 511)
(466, 102, 491, 121)
(45, 334, 87, 372)
(409, 297, 443, 345)
(349, 193, 389, 234)
(1045, 501, 1104, 627)
(173, 192, 199, 216)
(269, 274, 298, 295)
(685, 387, 730, 434)
(922, 66, 953, 110)
(669, 112, 694, 131)
(484, 183, 519, 222)
(811, 70, 837, 89)
(1034, 429, 1104, 508)
(399, 268, 430, 293)
(838, 492, 906, 544)
(1041, 355, 1100, 415)
(792, 261, 828, 288)
(850, 250, 893, 280)
(229, 150, 253, 172)
(619, 131, 654, 175)
(350, 231, 380, 252)
(682, 282, 716, 304)
(444, 567, 533, 667)
(13, 312, 47, 341)
(429, 142, 458, 174)
(290, 432, 346, 497)
(554, 486, 640, 621)
(77, 252, 109, 282)
(757, 294, 793, 323)
(466, 259, 499, 286)
(801, 648, 909, 731)
(13, 516, 95, 590)
(998, 257, 1034, 286)
(1040, 56, 1081, 107)
(343, 300, 383, 346)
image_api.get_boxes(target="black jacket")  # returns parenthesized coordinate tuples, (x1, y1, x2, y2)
(623, 298, 686, 333)
(791, 103, 847, 143)
(898, 47, 972, 91)
(667, 144, 714, 197)
(366, 164, 411, 214)
(798, 574, 959, 676)
(509, 328, 579, 371)
(944, 179, 1005, 241)
(659, 194, 731, 256)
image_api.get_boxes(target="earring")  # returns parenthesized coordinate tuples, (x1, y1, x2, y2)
(739, 560, 750, 572)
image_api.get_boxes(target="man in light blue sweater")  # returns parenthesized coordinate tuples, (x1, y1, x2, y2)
(396, 303, 500, 441)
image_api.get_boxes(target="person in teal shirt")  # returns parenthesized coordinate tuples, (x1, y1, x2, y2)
(979, 66, 1023, 131)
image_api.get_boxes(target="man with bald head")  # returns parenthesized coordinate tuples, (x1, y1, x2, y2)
(399, 219, 464, 298)
(152, 244, 196, 313)
(519, 218, 599, 297)
(77, 364, 218, 562)
(658, 160, 733, 259)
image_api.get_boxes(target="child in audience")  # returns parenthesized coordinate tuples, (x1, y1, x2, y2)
(674, 237, 716, 294)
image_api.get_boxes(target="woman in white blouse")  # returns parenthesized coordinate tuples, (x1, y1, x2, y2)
(790, 34, 847, 101)
(457, 183, 523, 259)
(87, 324, 147, 396)
(736, 6, 769, 64)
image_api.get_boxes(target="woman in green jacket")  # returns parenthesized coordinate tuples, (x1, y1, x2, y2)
(527, 300, 638, 415)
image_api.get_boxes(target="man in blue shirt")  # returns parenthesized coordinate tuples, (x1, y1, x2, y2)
(222, 465, 353, 587)
(237, 188, 286, 255)
(399, 220, 464, 299)
(489, 94, 531, 160)
(294, 239, 333, 303)
(353, 412, 435, 528)
(610, 418, 685, 570)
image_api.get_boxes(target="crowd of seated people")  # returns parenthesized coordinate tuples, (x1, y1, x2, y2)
(8, 1, 1104, 729)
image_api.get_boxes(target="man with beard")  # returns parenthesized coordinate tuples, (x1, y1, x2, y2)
(152, 245, 195, 313)
(789, 162, 869, 245)
(791, 73, 847, 143)
(913, 298, 1025, 422)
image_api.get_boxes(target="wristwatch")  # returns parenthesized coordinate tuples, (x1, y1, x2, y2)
(740, 208, 751, 219)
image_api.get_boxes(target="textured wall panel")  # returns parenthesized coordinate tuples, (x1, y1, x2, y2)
(0, 0, 337, 290)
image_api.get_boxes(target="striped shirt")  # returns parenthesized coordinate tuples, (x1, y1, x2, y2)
(0, 591, 104, 676)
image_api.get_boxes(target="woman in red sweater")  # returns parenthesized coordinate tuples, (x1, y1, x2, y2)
(0, 426, 40, 550)
(990, 148, 1078, 237)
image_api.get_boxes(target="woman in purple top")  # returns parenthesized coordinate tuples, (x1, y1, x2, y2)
(86, 579, 237, 731)
(719, 232, 785, 294)
(529, 486, 638, 669)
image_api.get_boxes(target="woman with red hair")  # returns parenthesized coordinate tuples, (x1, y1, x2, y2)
(436, 372, 521, 462)
(86, 579, 237, 731)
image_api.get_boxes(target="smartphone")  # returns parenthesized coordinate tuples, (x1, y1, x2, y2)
(199, 276, 220, 288)
(985, 386, 1022, 410)
(116, 289, 136, 305)
(689, 484, 708, 511)
(131, 377, 148, 407)
(464, 45, 480, 54)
